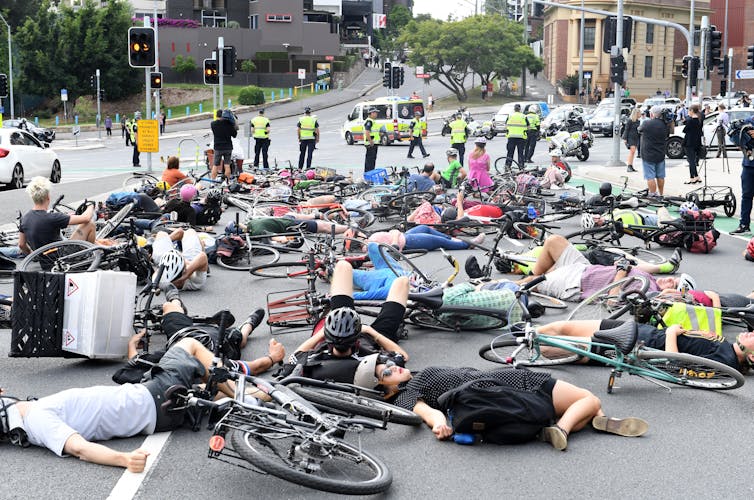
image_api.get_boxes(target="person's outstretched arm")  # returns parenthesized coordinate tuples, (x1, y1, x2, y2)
(413, 401, 452, 440)
(64, 434, 150, 472)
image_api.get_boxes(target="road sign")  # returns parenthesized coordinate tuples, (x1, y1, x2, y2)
(298, 68, 306, 80)
(61, 89, 68, 102)
(583, 71, 592, 80)
(416, 66, 424, 76)
(417, 74, 431, 79)
(136, 119, 159, 153)
(72, 126, 80, 136)
(735, 69, 754, 79)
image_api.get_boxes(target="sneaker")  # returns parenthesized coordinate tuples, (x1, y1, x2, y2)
(470, 233, 486, 246)
(407, 155, 416, 159)
(422, 153, 431, 158)
(242, 308, 266, 331)
(668, 248, 682, 273)
(591, 416, 648, 437)
(626, 165, 637, 172)
(160, 284, 187, 314)
(540, 425, 568, 450)
(730, 225, 751, 235)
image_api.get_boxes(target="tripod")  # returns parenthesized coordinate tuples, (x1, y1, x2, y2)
(712, 124, 730, 174)
(686, 130, 736, 217)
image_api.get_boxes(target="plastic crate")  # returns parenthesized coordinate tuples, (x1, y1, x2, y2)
(315, 167, 337, 179)
(364, 168, 388, 185)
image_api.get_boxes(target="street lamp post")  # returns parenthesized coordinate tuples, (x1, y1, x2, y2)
(578, 0, 584, 104)
(0, 13, 14, 119)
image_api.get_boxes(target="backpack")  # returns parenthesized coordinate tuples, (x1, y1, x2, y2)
(214, 235, 246, 263)
(437, 378, 555, 445)
(196, 203, 222, 225)
(515, 173, 540, 195)
(106, 192, 141, 211)
(657, 210, 719, 253)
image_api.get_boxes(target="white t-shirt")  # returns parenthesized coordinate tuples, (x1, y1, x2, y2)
(23, 384, 156, 456)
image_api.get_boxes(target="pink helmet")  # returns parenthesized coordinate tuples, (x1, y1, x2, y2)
(180, 184, 197, 202)
(306, 169, 316, 180)
(278, 170, 291, 178)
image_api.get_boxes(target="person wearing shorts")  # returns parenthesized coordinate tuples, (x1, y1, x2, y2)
(638, 106, 669, 196)
(210, 109, 237, 180)
(151, 228, 208, 291)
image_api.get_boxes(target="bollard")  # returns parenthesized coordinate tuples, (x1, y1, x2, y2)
(75, 116, 79, 125)
(185, 106, 190, 117)
(310, 82, 314, 93)
(293, 87, 297, 97)
(271, 91, 275, 101)
(115, 113, 120, 123)
(34, 117, 39, 126)
(55, 116, 59, 126)
(289, 88, 293, 98)
(280, 89, 284, 99)
(199, 103, 203, 113)
(168, 109, 172, 119)
(227, 99, 231, 108)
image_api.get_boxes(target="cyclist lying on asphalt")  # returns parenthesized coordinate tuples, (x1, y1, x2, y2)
(516, 235, 689, 301)
(228, 216, 349, 244)
(279, 260, 409, 384)
(350, 362, 648, 451)
(151, 228, 209, 291)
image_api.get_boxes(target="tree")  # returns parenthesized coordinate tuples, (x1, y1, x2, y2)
(240, 59, 256, 85)
(173, 55, 197, 83)
(373, 5, 413, 56)
(484, 0, 509, 16)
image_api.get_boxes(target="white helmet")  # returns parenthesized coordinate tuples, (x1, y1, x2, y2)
(678, 201, 699, 217)
(580, 212, 595, 229)
(677, 273, 697, 291)
(159, 249, 185, 283)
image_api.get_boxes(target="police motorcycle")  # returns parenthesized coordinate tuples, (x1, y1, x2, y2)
(546, 115, 593, 162)
(465, 112, 497, 140)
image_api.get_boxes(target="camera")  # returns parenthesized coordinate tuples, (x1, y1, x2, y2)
(660, 108, 675, 124)
(728, 119, 754, 161)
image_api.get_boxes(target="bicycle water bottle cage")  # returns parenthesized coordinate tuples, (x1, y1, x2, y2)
(408, 288, 444, 309)
(592, 321, 638, 355)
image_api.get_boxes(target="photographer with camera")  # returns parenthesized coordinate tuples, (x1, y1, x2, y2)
(637, 106, 670, 197)
(730, 115, 754, 234)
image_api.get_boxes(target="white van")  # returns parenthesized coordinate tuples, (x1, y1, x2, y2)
(341, 96, 426, 145)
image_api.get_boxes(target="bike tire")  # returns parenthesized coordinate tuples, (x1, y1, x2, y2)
(478, 338, 581, 366)
(566, 276, 649, 321)
(289, 386, 422, 426)
(19, 240, 97, 272)
(96, 202, 135, 239)
(249, 261, 311, 278)
(122, 173, 159, 190)
(565, 226, 623, 245)
(217, 245, 280, 271)
(530, 292, 568, 309)
(376, 243, 432, 285)
(493, 156, 523, 176)
(360, 186, 396, 204)
(601, 246, 668, 266)
(386, 191, 435, 210)
(323, 207, 376, 228)
(635, 350, 744, 390)
(229, 428, 392, 495)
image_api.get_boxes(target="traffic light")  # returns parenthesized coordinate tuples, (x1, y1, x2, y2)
(717, 55, 729, 76)
(99, 89, 106, 101)
(720, 79, 727, 97)
(150, 72, 163, 89)
(609, 55, 625, 86)
(748, 45, 754, 69)
(128, 27, 156, 68)
(89, 75, 96, 89)
(203, 59, 219, 85)
(399, 67, 405, 87)
(391, 66, 401, 89)
(222, 46, 236, 76)
(681, 56, 691, 79)
(689, 56, 700, 87)
(707, 27, 722, 69)
(0, 73, 7, 98)
(383, 62, 392, 88)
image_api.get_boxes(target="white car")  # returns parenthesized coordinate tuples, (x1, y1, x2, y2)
(666, 107, 754, 159)
(0, 128, 62, 189)
(492, 101, 550, 134)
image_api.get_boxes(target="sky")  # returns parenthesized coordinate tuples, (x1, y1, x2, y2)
(412, 0, 478, 21)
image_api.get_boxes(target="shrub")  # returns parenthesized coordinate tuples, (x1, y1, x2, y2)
(238, 86, 265, 105)
(557, 74, 579, 95)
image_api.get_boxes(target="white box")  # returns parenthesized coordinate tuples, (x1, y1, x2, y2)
(61, 270, 137, 359)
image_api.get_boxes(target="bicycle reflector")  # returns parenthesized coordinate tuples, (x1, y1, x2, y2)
(209, 434, 226, 452)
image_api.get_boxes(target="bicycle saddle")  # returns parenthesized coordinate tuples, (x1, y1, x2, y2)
(618, 197, 640, 209)
(408, 287, 444, 309)
(592, 321, 638, 355)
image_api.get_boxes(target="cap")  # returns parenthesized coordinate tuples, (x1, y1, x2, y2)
(414, 110, 422, 116)
(353, 353, 380, 389)
(368, 107, 379, 114)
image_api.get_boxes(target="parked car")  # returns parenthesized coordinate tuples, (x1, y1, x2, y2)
(3, 118, 56, 143)
(492, 101, 550, 134)
(597, 97, 636, 108)
(666, 107, 754, 159)
(586, 105, 632, 137)
(0, 128, 61, 189)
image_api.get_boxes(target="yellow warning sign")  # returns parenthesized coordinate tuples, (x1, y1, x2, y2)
(137, 119, 159, 153)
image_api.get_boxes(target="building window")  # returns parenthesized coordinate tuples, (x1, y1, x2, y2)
(644, 56, 653, 78)
(249, 14, 258, 29)
(662, 27, 667, 45)
(646, 24, 654, 44)
(632, 55, 636, 78)
(632, 20, 636, 44)
(583, 21, 595, 51)
(662, 56, 666, 78)
(266, 14, 292, 23)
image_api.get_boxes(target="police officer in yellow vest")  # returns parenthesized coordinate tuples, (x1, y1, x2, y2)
(407, 110, 429, 159)
(297, 106, 319, 170)
(363, 107, 380, 173)
(125, 117, 133, 147)
(449, 112, 469, 166)
(524, 105, 541, 163)
(505, 103, 528, 168)
(251, 108, 271, 169)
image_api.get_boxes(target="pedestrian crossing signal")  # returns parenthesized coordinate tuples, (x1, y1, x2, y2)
(203, 59, 219, 85)
(150, 72, 163, 89)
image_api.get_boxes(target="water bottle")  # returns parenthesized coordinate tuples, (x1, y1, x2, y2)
(527, 203, 538, 220)
(453, 433, 478, 445)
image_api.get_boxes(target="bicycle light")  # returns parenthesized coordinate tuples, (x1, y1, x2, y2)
(209, 434, 226, 452)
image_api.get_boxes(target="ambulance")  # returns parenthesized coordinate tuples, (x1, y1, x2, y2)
(341, 96, 426, 145)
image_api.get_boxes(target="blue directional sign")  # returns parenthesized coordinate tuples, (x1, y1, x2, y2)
(735, 70, 754, 79)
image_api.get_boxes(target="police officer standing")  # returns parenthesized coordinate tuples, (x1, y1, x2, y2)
(297, 106, 319, 170)
(407, 110, 430, 159)
(449, 112, 469, 166)
(131, 111, 141, 167)
(505, 103, 528, 168)
(524, 105, 540, 163)
(251, 108, 271, 169)
(364, 107, 380, 173)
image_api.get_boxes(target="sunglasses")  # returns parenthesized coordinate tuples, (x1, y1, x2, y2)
(378, 360, 397, 380)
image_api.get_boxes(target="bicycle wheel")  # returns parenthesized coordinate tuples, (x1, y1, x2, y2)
(323, 207, 375, 228)
(493, 156, 523, 176)
(478, 338, 581, 366)
(230, 427, 392, 495)
(386, 191, 435, 210)
(530, 292, 568, 309)
(122, 173, 159, 191)
(249, 261, 310, 278)
(636, 350, 744, 390)
(96, 202, 135, 239)
(289, 386, 421, 426)
(19, 240, 98, 272)
(217, 245, 280, 271)
(376, 243, 431, 285)
(566, 276, 649, 321)
(359, 186, 396, 204)
(600, 246, 668, 266)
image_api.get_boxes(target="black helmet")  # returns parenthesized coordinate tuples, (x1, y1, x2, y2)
(205, 188, 223, 204)
(494, 256, 513, 274)
(599, 182, 613, 198)
(324, 307, 361, 350)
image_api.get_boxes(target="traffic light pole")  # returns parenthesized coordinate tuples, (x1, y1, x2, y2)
(153, 3, 160, 128)
(144, 16, 152, 173)
(218, 37, 224, 111)
(96, 69, 101, 140)
(608, 0, 624, 167)
(0, 13, 14, 119)
(212, 51, 217, 112)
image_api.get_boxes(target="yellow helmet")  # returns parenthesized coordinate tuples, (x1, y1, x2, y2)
(156, 180, 171, 191)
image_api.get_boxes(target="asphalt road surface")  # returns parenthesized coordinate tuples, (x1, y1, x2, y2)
(2, 95, 754, 499)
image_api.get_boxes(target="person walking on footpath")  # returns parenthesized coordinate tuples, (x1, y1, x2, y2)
(505, 104, 528, 168)
(104, 115, 112, 137)
(682, 104, 703, 185)
(250, 108, 271, 169)
(524, 105, 540, 163)
(715, 103, 730, 158)
(159, 111, 166, 135)
(637, 106, 669, 196)
(730, 115, 754, 234)
(363, 107, 380, 173)
(407, 111, 430, 159)
(622, 108, 641, 172)
(297, 107, 319, 170)
(449, 112, 469, 166)
(121, 114, 127, 142)
(125, 117, 133, 147)
(130, 112, 141, 167)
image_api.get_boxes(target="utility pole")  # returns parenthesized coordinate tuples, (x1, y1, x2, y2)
(144, 16, 152, 172)
(219, 36, 224, 110)
(521, 0, 528, 98)
(212, 50, 217, 113)
(153, 1, 160, 126)
(96, 69, 101, 139)
(607, 0, 625, 167)
(0, 13, 14, 119)
(578, 0, 585, 104)
(688, 0, 695, 105)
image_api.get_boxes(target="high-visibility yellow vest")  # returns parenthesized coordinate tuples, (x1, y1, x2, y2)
(410, 118, 423, 138)
(251, 116, 270, 139)
(450, 119, 467, 144)
(298, 115, 317, 140)
(363, 118, 380, 145)
(525, 112, 540, 131)
(506, 112, 528, 139)
(661, 302, 723, 337)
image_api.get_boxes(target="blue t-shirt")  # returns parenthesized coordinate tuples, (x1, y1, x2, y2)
(408, 174, 435, 192)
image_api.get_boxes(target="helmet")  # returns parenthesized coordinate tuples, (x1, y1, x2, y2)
(1, 396, 28, 448)
(180, 184, 197, 202)
(678, 201, 699, 217)
(353, 353, 380, 389)
(167, 326, 216, 353)
(205, 188, 223, 203)
(278, 170, 291, 178)
(747, 236, 754, 259)
(466, 204, 503, 218)
(494, 256, 513, 274)
(677, 273, 697, 291)
(159, 249, 185, 284)
(441, 206, 458, 222)
(580, 212, 595, 229)
(323, 307, 361, 350)
(304, 106, 312, 113)
(599, 182, 613, 198)
(156, 180, 171, 191)
(474, 137, 487, 145)
(446, 148, 459, 157)
(305, 169, 316, 180)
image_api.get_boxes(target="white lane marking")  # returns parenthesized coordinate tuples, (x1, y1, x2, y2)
(106, 431, 171, 500)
